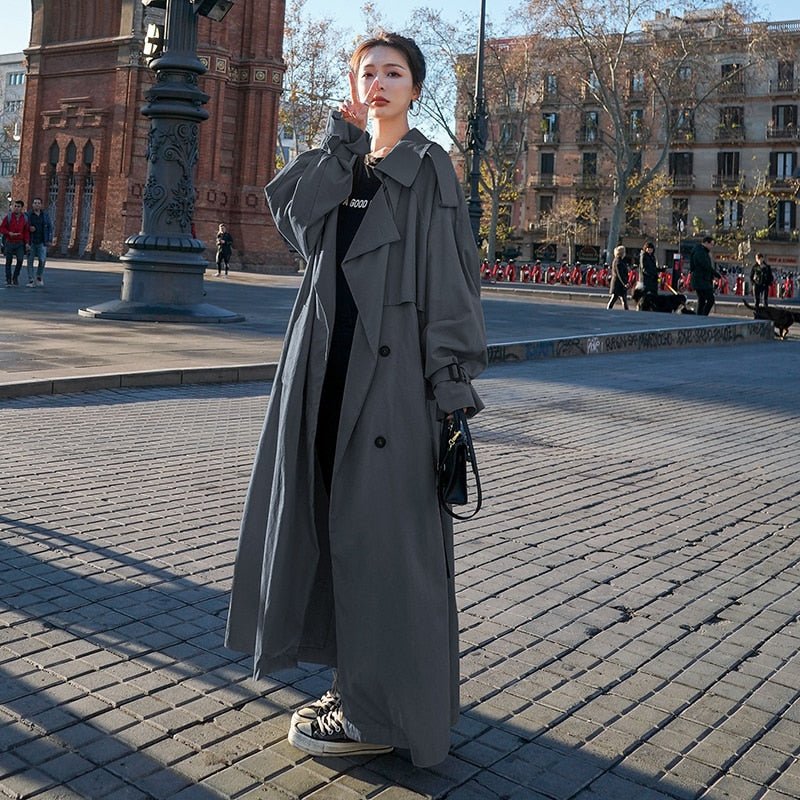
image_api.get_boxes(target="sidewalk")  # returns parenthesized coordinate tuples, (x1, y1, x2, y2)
(1, 341, 799, 799)
(0, 261, 774, 398)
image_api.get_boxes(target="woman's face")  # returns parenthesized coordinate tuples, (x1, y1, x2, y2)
(356, 46, 418, 121)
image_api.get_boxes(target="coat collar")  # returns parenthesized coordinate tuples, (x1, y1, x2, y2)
(371, 128, 432, 188)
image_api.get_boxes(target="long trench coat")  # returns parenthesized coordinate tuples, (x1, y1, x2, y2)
(225, 112, 487, 767)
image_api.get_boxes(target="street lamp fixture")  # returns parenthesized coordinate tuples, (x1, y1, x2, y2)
(465, 0, 488, 249)
(191, 0, 235, 21)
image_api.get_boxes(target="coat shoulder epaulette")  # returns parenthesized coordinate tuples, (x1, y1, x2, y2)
(422, 144, 459, 208)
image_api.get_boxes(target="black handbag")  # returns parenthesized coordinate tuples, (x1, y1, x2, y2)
(437, 409, 482, 520)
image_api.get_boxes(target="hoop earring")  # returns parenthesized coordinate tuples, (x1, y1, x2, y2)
(410, 99, 421, 117)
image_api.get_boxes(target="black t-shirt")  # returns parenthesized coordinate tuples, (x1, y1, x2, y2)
(332, 156, 382, 340)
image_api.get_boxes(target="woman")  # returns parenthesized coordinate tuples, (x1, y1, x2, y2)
(225, 32, 487, 767)
(607, 244, 629, 309)
(639, 241, 658, 295)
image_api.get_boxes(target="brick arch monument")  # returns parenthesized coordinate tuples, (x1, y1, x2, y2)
(14, 0, 294, 270)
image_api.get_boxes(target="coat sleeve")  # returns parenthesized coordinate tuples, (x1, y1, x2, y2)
(419, 149, 487, 418)
(265, 112, 370, 261)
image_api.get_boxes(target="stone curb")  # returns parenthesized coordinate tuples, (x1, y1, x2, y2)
(488, 319, 774, 365)
(0, 320, 772, 400)
(0, 363, 277, 400)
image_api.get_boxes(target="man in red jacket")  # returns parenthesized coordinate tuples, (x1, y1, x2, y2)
(1, 200, 30, 286)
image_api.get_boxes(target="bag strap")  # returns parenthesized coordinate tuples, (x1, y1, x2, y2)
(440, 410, 483, 521)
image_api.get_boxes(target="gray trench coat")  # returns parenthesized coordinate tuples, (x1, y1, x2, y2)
(225, 113, 487, 767)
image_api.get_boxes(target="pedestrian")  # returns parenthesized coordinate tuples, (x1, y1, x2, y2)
(689, 235, 719, 315)
(25, 197, 53, 287)
(215, 223, 233, 276)
(607, 244, 629, 309)
(639, 241, 658, 295)
(225, 31, 487, 767)
(749, 252, 773, 310)
(1, 200, 30, 287)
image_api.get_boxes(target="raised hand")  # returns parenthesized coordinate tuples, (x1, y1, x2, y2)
(339, 73, 379, 130)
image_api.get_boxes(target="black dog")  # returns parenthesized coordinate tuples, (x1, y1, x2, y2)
(743, 299, 796, 340)
(632, 287, 694, 314)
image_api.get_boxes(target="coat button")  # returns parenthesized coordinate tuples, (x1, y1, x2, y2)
(374, 436, 387, 448)
(379, 345, 391, 357)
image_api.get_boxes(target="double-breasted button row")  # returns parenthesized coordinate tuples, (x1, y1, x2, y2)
(374, 436, 387, 448)
(379, 345, 391, 357)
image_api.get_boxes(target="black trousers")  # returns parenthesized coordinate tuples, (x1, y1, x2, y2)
(753, 286, 769, 308)
(4, 243, 24, 283)
(696, 289, 715, 316)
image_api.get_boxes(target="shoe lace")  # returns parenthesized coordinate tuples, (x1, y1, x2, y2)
(314, 709, 344, 738)
(318, 690, 340, 711)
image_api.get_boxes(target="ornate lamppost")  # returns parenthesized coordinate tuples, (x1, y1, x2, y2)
(80, 0, 243, 322)
(466, 0, 488, 249)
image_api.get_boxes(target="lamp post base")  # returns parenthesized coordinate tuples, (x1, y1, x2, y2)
(78, 299, 244, 323)
(78, 239, 245, 323)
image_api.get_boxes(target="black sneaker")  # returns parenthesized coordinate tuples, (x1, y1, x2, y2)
(288, 708, 393, 757)
(291, 689, 341, 725)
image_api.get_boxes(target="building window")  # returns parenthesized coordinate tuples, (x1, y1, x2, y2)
(6, 72, 25, 86)
(499, 121, 516, 147)
(716, 199, 743, 230)
(539, 195, 554, 217)
(582, 151, 597, 177)
(677, 65, 692, 83)
(720, 63, 744, 93)
(672, 198, 689, 229)
(1, 160, 16, 177)
(715, 151, 740, 187)
(770, 199, 797, 232)
(629, 70, 645, 95)
(671, 107, 695, 139)
(777, 60, 795, 91)
(769, 106, 797, 132)
(718, 106, 744, 137)
(540, 151, 555, 177)
(628, 109, 644, 141)
(543, 74, 557, 99)
(669, 152, 693, 187)
(582, 110, 599, 142)
(4, 100, 22, 113)
(770, 151, 797, 181)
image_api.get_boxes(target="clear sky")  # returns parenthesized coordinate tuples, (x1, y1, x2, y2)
(0, 0, 794, 55)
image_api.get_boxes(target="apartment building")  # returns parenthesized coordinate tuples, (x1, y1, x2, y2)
(0, 52, 25, 207)
(507, 16, 800, 271)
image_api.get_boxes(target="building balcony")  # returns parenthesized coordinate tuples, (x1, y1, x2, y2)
(672, 129, 696, 144)
(717, 80, 746, 97)
(670, 174, 695, 188)
(532, 174, 557, 187)
(537, 131, 559, 145)
(576, 128, 602, 145)
(715, 125, 745, 142)
(765, 229, 800, 242)
(768, 78, 799, 95)
(766, 125, 800, 141)
(767, 175, 798, 190)
(712, 174, 745, 189)
(573, 174, 601, 190)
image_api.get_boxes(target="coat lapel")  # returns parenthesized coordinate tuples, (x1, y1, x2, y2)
(341, 187, 400, 355)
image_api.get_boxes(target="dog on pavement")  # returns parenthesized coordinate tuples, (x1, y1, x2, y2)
(632, 287, 694, 314)
(743, 299, 796, 340)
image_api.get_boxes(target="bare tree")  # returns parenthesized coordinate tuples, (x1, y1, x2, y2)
(279, 0, 348, 164)
(407, 9, 541, 260)
(518, 0, 774, 258)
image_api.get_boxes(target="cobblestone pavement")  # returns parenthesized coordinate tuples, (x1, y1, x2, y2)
(1, 340, 799, 799)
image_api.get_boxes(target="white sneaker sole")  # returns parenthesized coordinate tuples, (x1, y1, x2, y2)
(287, 725, 393, 757)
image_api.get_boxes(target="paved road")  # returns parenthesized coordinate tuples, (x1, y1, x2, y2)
(0, 261, 780, 391)
(2, 339, 799, 799)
